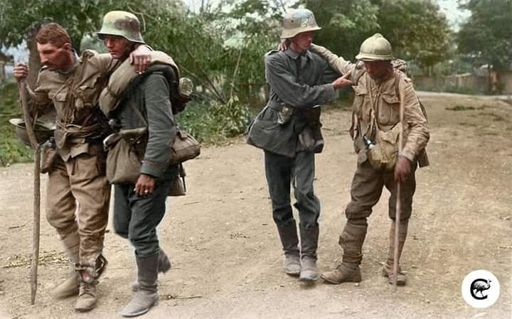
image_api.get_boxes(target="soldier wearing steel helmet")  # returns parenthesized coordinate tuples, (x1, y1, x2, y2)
(247, 8, 351, 282)
(311, 33, 430, 286)
(13, 22, 151, 312)
(97, 10, 181, 317)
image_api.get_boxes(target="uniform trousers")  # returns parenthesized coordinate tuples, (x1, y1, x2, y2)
(46, 150, 110, 267)
(264, 150, 320, 228)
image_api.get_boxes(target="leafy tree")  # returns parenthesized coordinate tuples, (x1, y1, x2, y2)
(457, 0, 512, 71)
(301, 0, 451, 75)
(375, 0, 452, 75)
(302, 0, 380, 60)
(0, 0, 124, 86)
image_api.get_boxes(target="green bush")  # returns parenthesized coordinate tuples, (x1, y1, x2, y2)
(176, 96, 251, 144)
(0, 82, 32, 166)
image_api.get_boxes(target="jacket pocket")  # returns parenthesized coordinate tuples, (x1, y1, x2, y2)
(379, 94, 400, 125)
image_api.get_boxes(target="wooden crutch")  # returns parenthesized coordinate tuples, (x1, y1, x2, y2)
(393, 77, 405, 290)
(17, 79, 41, 304)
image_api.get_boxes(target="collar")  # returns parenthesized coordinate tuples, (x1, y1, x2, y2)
(284, 48, 312, 60)
(57, 50, 79, 75)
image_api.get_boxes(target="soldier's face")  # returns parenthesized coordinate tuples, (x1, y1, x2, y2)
(291, 31, 314, 53)
(103, 35, 132, 60)
(37, 42, 73, 71)
(364, 60, 391, 81)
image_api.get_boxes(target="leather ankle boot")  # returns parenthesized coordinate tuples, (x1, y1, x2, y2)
(321, 263, 361, 284)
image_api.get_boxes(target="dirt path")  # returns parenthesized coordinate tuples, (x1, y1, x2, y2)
(0, 94, 511, 319)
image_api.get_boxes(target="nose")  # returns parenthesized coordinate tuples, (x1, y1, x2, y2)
(39, 54, 48, 65)
(104, 38, 114, 49)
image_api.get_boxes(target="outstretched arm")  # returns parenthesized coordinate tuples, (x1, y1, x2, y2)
(310, 44, 354, 75)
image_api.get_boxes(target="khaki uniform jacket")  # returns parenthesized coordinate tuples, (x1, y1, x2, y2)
(247, 49, 339, 157)
(30, 50, 118, 160)
(311, 45, 430, 165)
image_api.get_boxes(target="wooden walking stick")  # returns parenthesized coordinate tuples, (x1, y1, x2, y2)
(17, 79, 41, 304)
(393, 76, 405, 290)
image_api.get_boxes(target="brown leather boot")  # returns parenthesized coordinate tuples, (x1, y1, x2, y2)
(321, 263, 361, 284)
(53, 232, 80, 299)
(322, 222, 367, 284)
(382, 220, 408, 286)
(74, 281, 97, 312)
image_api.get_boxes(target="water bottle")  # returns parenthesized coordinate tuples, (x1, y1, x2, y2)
(363, 136, 375, 149)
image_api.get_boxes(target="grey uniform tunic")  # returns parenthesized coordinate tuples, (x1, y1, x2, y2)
(247, 48, 340, 231)
(247, 48, 339, 157)
(112, 70, 178, 257)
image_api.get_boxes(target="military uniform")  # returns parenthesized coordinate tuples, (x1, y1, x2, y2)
(312, 35, 430, 285)
(31, 50, 117, 277)
(96, 10, 177, 317)
(247, 38, 340, 280)
(109, 68, 179, 258)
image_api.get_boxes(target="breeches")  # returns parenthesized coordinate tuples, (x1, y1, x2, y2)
(264, 150, 320, 228)
(345, 160, 417, 223)
(46, 152, 110, 265)
(113, 178, 172, 257)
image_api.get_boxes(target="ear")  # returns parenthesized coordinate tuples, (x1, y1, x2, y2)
(63, 42, 73, 51)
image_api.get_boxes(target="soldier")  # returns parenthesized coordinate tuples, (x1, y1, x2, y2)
(247, 8, 351, 282)
(13, 23, 150, 311)
(97, 11, 179, 317)
(311, 34, 430, 286)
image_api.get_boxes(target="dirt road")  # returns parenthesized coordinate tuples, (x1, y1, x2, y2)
(0, 94, 511, 318)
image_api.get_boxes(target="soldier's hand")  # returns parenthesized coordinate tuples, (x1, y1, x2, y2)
(130, 45, 152, 74)
(277, 39, 290, 51)
(394, 156, 411, 184)
(13, 63, 29, 82)
(134, 173, 156, 197)
(332, 72, 352, 90)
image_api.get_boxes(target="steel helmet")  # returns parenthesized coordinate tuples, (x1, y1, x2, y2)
(97, 11, 144, 44)
(356, 33, 394, 61)
(9, 118, 55, 146)
(281, 9, 321, 39)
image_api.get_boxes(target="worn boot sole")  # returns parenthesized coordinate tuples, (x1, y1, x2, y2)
(299, 272, 320, 281)
(120, 297, 159, 317)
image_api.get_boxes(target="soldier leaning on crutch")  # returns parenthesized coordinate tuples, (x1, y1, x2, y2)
(13, 23, 151, 311)
(311, 33, 430, 286)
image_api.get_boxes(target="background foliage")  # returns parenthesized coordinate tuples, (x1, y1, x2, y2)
(0, 0, 510, 165)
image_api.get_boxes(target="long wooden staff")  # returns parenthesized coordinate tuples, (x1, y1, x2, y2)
(17, 79, 41, 304)
(393, 77, 405, 290)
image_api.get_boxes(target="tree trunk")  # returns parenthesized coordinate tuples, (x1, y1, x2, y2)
(27, 29, 41, 89)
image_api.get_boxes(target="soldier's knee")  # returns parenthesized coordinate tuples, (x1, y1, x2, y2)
(347, 218, 368, 227)
(345, 205, 371, 221)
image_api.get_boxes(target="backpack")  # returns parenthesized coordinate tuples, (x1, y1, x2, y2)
(99, 51, 192, 116)
(126, 63, 191, 115)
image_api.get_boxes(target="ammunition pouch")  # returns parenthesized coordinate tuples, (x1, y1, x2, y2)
(40, 138, 59, 174)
